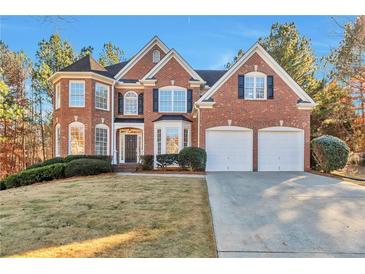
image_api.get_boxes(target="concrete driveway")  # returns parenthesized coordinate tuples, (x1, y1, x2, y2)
(206, 172, 365, 257)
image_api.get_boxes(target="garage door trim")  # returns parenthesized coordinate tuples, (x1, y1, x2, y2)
(206, 126, 253, 172)
(258, 126, 304, 171)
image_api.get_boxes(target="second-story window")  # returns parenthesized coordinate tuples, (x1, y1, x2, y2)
(55, 83, 61, 109)
(244, 72, 266, 100)
(124, 91, 138, 115)
(69, 80, 85, 107)
(159, 86, 187, 113)
(95, 83, 109, 110)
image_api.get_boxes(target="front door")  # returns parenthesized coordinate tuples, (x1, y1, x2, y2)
(125, 135, 137, 163)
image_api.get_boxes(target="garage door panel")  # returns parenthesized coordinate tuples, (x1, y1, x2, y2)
(206, 130, 252, 172)
(258, 130, 304, 171)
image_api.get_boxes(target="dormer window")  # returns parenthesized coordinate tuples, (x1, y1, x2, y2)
(152, 50, 160, 63)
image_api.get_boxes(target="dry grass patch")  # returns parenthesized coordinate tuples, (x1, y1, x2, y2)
(0, 174, 216, 258)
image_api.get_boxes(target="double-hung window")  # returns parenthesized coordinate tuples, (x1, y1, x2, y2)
(55, 83, 61, 109)
(166, 128, 179, 154)
(124, 91, 138, 115)
(244, 73, 266, 100)
(69, 122, 85, 155)
(159, 87, 187, 112)
(69, 81, 85, 107)
(95, 83, 109, 110)
(95, 125, 108, 155)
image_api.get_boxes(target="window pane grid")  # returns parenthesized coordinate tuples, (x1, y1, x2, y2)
(166, 128, 179, 154)
(183, 128, 189, 148)
(70, 82, 85, 107)
(159, 89, 186, 112)
(95, 84, 108, 110)
(70, 126, 85, 155)
(244, 76, 265, 99)
(95, 127, 108, 155)
(157, 129, 162, 155)
(124, 92, 138, 115)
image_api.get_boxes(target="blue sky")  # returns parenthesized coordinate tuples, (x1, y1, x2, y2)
(0, 15, 355, 73)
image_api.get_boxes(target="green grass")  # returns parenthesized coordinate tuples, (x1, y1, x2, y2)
(0, 174, 216, 258)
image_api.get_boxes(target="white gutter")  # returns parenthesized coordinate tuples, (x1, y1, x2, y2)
(111, 80, 116, 164)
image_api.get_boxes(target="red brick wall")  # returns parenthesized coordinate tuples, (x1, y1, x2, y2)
(142, 57, 200, 154)
(199, 52, 311, 170)
(53, 78, 112, 157)
(123, 44, 167, 80)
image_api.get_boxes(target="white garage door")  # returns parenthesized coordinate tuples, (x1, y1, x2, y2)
(206, 127, 253, 171)
(258, 127, 304, 171)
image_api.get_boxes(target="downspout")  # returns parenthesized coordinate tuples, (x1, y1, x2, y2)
(197, 105, 201, 148)
(111, 80, 116, 164)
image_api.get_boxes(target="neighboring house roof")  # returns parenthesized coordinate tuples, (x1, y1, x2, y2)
(197, 43, 316, 106)
(114, 118, 144, 123)
(142, 49, 206, 84)
(105, 60, 130, 77)
(195, 70, 227, 87)
(153, 115, 192, 122)
(60, 55, 114, 78)
(114, 36, 170, 80)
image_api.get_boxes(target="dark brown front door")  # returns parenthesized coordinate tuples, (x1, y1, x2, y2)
(125, 135, 137, 163)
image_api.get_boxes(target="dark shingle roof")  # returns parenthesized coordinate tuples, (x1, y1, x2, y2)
(104, 60, 130, 77)
(114, 118, 144, 123)
(195, 70, 226, 87)
(60, 55, 114, 78)
(153, 115, 192, 123)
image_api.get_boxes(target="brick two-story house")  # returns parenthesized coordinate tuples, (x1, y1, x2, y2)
(49, 36, 315, 171)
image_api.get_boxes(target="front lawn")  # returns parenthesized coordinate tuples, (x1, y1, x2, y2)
(0, 174, 216, 258)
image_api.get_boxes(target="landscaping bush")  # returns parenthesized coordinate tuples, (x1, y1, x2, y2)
(64, 158, 112, 177)
(64, 155, 112, 163)
(1, 163, 66, 190)
(26, 157, 65, 170)
(156, 154, 179, 168)
(178, 147, 207, 171)
(140, 155, 154, 170)
(311, 135, 350, 173)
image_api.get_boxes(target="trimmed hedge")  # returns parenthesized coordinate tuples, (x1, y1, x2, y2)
(64, 158, 112, 178)
(156, 154, 179, 168)
(26, 157, 65, 170)
(140, 155, 154, 170)
(1, 163, 66, 190)
(64, 155, 112, 163)
(178, 147, 207, 171)
(311, 135, 350, 173)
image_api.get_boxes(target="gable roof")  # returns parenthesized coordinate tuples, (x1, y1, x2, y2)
(197, 43, 315, 106)
(114, 36, 169, 80)
(60, 55, 113, 78)
(141, 49, 206, 83)
(195, 70, 226, 87)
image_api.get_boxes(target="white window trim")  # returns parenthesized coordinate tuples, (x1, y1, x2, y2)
(69, 80, 85, 108)
(152, 49, 161, 63)
(55, 83, 61, 110)
(68, 121, 85, 155)
(244, 72, 267, 100)
(55, 123, 61, 157)
(95, 82, 110, 111)
(123, 91, 139, 115)
(95, 124, 110, 155)
(153, 121, 191, 165)
(158, 86, 187, 113)
(183, 128, 190, 148)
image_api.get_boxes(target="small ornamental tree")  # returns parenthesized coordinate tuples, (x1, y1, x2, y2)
(311, 135, 350, 173)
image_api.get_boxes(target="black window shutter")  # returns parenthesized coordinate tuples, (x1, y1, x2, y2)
(187, 89, 193, 112)
(118, 93, 123, 114)
(138, 93, 144, 114)
(267, 75, 274, 99)
(238, 75, 245, 99)
(153, 89, 159, 112)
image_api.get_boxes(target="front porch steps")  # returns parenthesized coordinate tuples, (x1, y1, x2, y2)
(112, 163, 139, 173)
